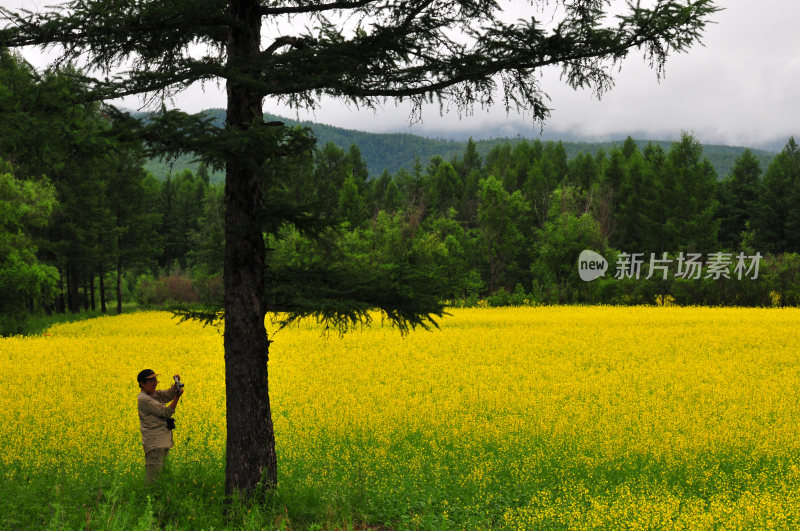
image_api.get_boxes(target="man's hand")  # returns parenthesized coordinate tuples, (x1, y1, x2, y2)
(171, 374, 181, 392)
(169, 386, 184, 410)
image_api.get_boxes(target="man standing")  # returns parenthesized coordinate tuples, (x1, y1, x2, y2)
(137, 369, 184, 484)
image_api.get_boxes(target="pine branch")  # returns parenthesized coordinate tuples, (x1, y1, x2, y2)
(2, 0, 719, 114)
(259, 0, 378, 17)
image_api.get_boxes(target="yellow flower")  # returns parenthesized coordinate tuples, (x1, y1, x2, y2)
(3, 306, 800, 528)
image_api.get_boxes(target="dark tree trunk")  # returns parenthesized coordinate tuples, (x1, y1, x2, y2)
(99, 263, 107, 313)
(57, 268, 65, 313)
(65, 266, 71, 312)
(89, 274, 95, 311)
(223, 0, 276, 496)
(68, 265, 80, 313)
(116, 257, 123, 315)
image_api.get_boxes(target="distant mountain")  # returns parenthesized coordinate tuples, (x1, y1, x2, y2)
(141, 109, 778, 183)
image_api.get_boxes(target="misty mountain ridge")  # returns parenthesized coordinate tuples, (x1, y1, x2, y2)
(139, 108, 781, 183)
(407, 120, 791, 153)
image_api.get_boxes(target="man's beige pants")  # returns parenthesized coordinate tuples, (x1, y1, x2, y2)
(144, 447, 170, 483)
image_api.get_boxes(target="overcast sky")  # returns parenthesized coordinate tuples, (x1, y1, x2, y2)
(7, 0, 799, 149)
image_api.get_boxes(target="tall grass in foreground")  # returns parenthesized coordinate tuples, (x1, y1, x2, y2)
(3, 307, 800, 529)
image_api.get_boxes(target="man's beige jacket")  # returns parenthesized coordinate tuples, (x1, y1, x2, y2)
(138, 388, 177, 451)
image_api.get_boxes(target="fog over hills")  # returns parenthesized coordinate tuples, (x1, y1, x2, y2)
(403, 119, 791, 153)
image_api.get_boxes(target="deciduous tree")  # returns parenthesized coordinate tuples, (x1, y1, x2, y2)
(0, 158, 58, 334)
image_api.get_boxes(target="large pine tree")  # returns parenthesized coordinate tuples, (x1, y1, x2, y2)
(2, 0, 719, 496)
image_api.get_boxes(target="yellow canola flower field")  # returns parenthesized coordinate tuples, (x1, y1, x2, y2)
(3, 306, 800, 529)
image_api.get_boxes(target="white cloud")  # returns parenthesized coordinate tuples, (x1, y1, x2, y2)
(5, 0, 799, 148)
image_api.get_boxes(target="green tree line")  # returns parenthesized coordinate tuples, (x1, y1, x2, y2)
(291, 133, 800, 308)
(3, 50, 800, 336)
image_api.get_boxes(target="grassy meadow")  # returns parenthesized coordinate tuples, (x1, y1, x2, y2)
(3, 306, 800, 529)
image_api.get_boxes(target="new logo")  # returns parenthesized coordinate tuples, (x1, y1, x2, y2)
(578, 250, 608, 282)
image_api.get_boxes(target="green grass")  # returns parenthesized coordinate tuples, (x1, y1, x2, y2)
(4, 441, 800, 530)
(2, 463, 375, 530)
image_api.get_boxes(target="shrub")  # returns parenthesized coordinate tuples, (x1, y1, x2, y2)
(134, 273, 199, 307)
(508, 283, 529, 306)
(194, 274, 224, 307)
(0, 312, 29, 337)
(486, 287, 510, 307)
